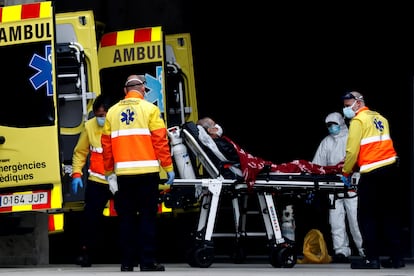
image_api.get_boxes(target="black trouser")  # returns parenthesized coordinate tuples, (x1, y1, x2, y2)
(357, 163, 402, 260)
(81, 180, 113, 251)
(115, 173, 160, 267)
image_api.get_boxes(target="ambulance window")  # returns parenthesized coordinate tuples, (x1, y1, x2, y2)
(100, 64, 162, 107)
(0, 43, 55, 128)
(56, 24, 77, 44)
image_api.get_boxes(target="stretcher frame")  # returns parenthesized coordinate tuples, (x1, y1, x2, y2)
(169, 122, 351, 268)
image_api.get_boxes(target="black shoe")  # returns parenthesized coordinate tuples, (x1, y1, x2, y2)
(140, 263, 165, 272)
(120, 265, 134, 272)
(75, 253, 91, 267)
(351, 258, 380, 269)
(332, 253, 349, 263)
(381, 258, 405, 268)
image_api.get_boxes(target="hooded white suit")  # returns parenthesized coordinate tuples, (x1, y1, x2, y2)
(312, 112, 364, 258)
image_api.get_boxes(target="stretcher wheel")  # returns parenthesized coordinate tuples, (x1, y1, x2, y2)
(186, 244, 214, 268)
(269, 246, 297, 268)
(185, 247, 196, 267)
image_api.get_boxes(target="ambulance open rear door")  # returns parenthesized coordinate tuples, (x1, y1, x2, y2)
(0, 2, 63, 232)
(55, 10, 101, 209)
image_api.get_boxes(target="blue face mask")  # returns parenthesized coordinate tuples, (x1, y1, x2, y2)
(328, 124, 341, 136)
(96, 116, 105, 127)
(343, 101, 357, 119)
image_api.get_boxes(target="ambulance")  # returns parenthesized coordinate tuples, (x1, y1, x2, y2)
(0, 1, 198, 240)
(0, 1, 64, 235)
(98, 27, 198, 129)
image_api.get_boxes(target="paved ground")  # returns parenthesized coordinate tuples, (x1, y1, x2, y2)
(1, 261, 413, 276)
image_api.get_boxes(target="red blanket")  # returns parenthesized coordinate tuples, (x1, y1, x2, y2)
(222, 136, 342, 189)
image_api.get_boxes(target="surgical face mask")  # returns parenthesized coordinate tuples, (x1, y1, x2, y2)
(343, 101, 357, 119)
(328, 124, 340, 136)
(96, 116, 105, 127)
(215, 124, 223, 137)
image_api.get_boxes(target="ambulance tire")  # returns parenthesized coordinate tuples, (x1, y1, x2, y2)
(187, 245, 214, 268)
(269, 246, 297, 268)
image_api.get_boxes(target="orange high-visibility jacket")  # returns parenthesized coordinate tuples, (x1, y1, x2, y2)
(72, 117, 107, 184)
(343, 106, 397, 175)
(101, 91, 173, 176)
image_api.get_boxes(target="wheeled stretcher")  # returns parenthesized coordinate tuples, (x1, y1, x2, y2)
(166, 122, 354, 268)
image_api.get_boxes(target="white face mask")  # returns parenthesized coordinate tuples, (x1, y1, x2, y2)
(215, 124, 223, 137)
(343, 101, 357, 119)
(208, 123, 223, 137)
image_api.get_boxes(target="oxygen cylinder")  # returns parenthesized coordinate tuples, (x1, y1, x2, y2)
(167, 126, 196, 179)
(281, 204, 295, 242)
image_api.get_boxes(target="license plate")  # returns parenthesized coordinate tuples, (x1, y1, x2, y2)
(0, 192, 48, 207)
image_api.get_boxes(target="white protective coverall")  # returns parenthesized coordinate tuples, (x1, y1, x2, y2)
(312, 112, 364, 257)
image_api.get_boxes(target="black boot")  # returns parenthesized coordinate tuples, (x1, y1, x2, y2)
(75, 246, 91, 267)
(140, 263, 165, 271)
(332, 253, 349, 263)
(351, 258, 380, 269)
(381, 257, 405, 268)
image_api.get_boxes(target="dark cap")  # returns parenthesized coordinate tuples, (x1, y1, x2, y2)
(342, 91, 364, 102)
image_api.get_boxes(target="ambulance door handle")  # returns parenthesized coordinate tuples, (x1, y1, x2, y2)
(0, 136, 5, 144)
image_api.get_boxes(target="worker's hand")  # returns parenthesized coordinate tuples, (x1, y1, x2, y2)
(71, 177, 83, 194)
(341, 175, 352, 187)
(305, 192, 314, 205)
(106, 173, 118, 194)
(336, 160, 344, 170)
(165, 171, 175, 185)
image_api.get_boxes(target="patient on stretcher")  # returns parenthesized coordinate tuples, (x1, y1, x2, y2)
(196, 117, 343, 188)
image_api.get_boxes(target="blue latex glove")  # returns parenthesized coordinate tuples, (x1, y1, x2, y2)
(341, 175, 351, 187)
(305, 192, 314, 205)
(71, 177, 83, 194)
(165, 171, 175, 185)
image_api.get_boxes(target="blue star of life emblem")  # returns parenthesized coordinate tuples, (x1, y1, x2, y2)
(29, 45, 53, 96)
(374, 117, 384, 132)
(121, 109, 135, 125)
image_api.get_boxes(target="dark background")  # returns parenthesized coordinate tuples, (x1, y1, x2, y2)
(54, 0, 413, 163)
(53, 0, 414, 260)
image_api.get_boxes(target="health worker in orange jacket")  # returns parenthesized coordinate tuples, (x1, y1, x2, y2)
(341, 91, 404, 270)
(71, 94, 114, 267)
(101, 74, 175, 272)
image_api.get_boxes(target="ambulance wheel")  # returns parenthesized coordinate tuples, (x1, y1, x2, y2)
(187, 246, 214, 268)
(270, 246, 296, 268)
